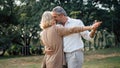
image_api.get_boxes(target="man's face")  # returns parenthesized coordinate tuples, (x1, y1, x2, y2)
(51, 12, 62, 23)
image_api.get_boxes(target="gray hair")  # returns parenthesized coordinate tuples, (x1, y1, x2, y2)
(52, 6, 67, 16)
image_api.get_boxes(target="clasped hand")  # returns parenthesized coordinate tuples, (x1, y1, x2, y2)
(91, 20, 102, 30)
(45, 47, 54, 55)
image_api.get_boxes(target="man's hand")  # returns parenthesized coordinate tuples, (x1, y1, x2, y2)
(90, 20, 102, 38)
(92, 20, 102, 30)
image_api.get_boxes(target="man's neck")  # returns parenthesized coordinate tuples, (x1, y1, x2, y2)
(62, 17, 68, 26)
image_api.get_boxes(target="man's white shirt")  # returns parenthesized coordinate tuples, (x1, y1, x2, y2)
(63, 17, 92, 52)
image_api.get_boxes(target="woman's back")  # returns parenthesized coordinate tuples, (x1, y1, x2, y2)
(41, 25, 65, 68)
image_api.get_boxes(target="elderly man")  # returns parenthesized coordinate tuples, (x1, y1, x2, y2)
(51, 6, 101, 68)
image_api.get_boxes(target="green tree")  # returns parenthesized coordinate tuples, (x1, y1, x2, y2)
(13, 0, 56, 55)
(0, 0, 20, 56)
(93, 0, 120, 47)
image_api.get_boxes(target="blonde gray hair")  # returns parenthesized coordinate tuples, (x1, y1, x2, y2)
(40, 11, 53, 29)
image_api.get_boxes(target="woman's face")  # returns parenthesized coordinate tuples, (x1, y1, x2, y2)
(51, 18, 56, 25)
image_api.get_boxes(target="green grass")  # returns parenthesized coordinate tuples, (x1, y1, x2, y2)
(0, 48, 120, 68)
(83, 48, 120, 68)
(0, 55, 43, 68)
(83, 56, 120, 68)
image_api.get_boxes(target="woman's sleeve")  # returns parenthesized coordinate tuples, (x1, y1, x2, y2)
(56, 25, 83, 36)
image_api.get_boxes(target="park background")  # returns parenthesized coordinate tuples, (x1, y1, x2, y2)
(0, 0, 120, 68)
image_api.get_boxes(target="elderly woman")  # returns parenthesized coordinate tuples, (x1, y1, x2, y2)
(40, 11, 100, 68)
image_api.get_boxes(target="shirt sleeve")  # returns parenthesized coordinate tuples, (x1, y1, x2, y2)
(78, 20, 92, 41)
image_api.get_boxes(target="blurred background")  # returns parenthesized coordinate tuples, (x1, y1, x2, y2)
(0, 0, 120, 58)
(0, 0, 120, 68)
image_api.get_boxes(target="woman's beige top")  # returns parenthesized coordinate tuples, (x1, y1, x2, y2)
(40, 25, 83, 68)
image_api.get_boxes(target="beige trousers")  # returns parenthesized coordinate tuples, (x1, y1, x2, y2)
(65, 49, 84, 68)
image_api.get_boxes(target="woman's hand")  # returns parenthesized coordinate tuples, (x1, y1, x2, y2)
(45, 48, 54, 55)
(90, 20, 102, 38)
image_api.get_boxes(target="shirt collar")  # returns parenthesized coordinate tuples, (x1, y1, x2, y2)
(66, 17, 71, 24)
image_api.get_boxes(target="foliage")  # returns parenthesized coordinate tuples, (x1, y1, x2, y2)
(7, 44, 22, 55)
(0, 0, 120, 56)
(84, 30, 115, 51)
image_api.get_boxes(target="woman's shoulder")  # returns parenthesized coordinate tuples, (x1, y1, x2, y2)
(40, 31, 44, 36)
(54, 24, 64, 28)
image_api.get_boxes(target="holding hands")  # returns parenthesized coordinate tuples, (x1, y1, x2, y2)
(91, 20, 102, 30)
(90, 20, 102, 38)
